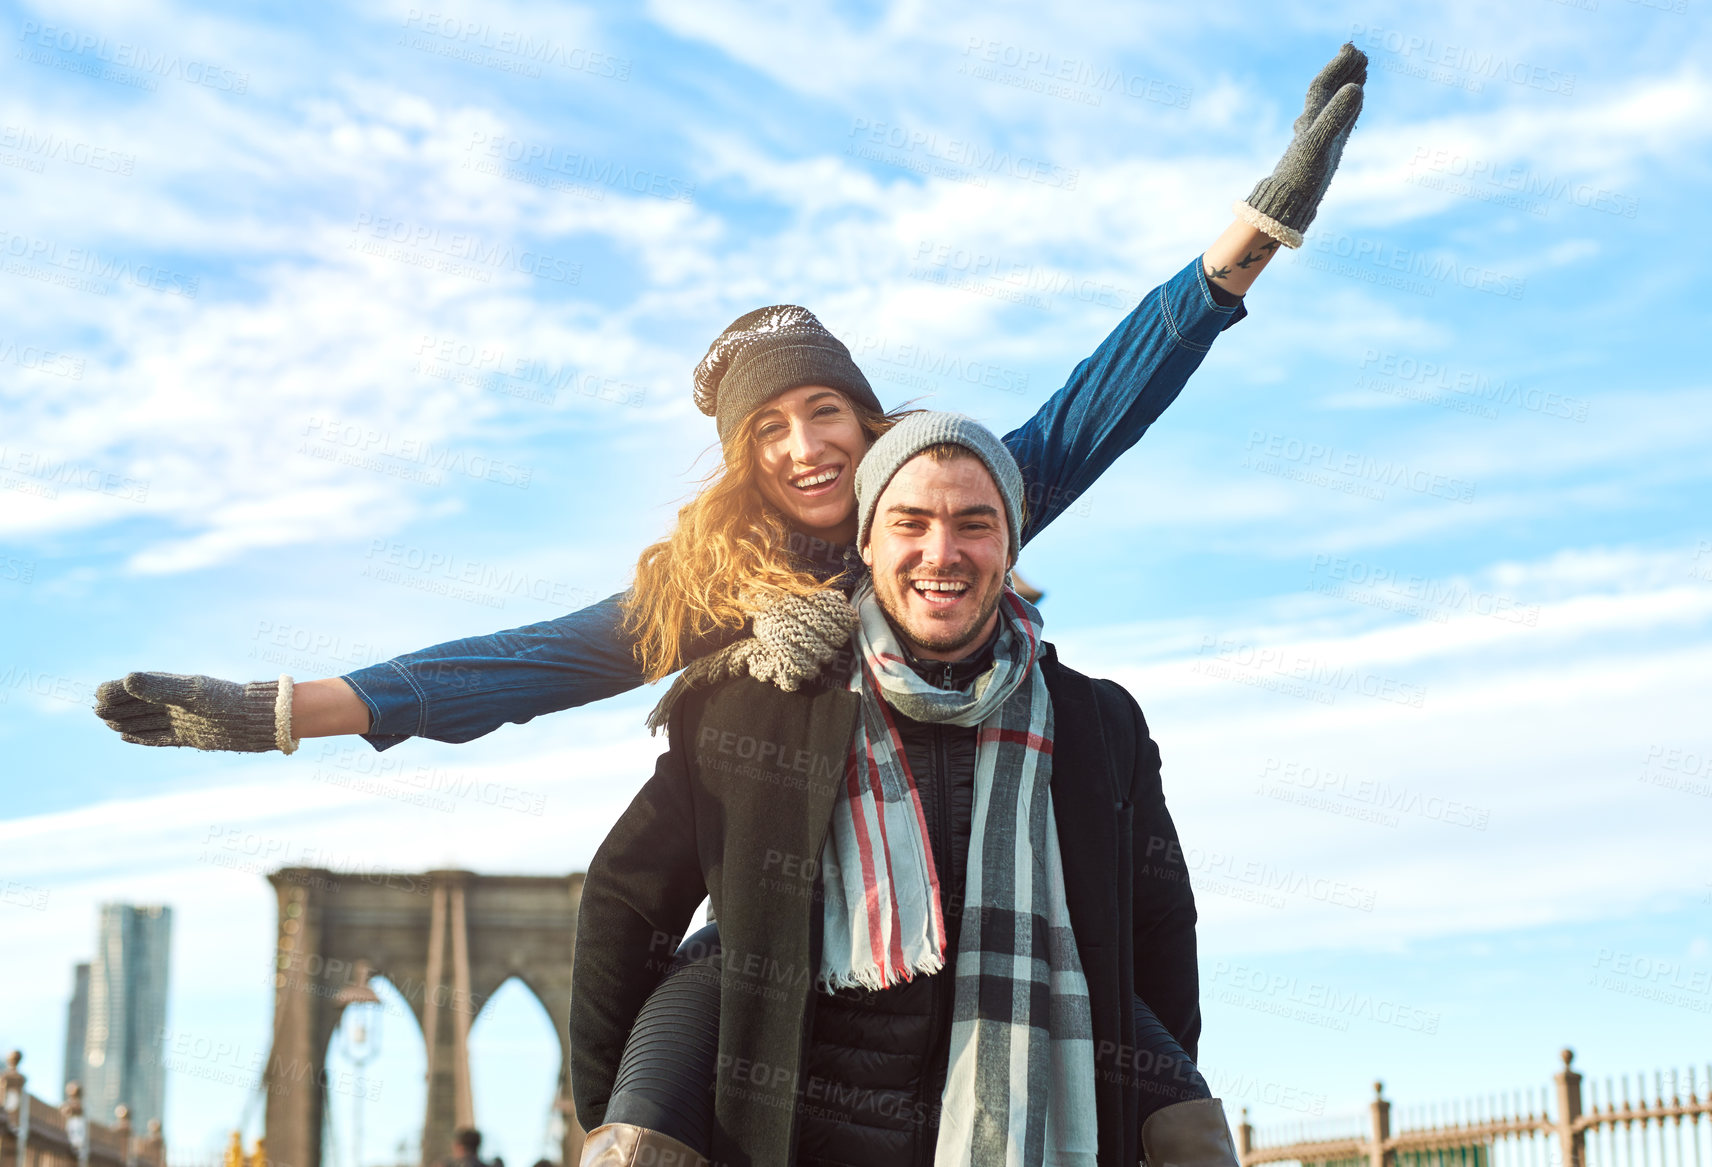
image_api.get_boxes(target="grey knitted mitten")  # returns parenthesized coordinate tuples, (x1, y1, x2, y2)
(646, 590, 859, 732)
(94, 671, 299, 753)
(1235, 42, 1367, 248)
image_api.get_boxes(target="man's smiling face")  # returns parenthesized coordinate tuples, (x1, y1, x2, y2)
(861, 448, 1010, 661)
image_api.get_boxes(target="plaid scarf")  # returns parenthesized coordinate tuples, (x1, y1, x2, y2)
(817, 579, 1099, 1166)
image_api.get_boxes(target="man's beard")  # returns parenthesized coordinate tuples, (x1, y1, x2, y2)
(874, 567, 1006, 657)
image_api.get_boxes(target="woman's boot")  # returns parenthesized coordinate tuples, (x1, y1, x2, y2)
(1141, 1097, 1242, 1167)
(580, 1124, 708, 1167)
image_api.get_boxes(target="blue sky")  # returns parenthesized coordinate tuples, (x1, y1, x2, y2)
(2, 0, 1709, 1161)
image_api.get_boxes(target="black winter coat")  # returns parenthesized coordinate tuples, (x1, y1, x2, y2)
(570, 643, 1200, 1167)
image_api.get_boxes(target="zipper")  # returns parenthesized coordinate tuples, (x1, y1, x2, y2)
(934, 728, 952, 886)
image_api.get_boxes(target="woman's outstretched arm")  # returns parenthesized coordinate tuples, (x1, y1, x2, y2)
(1000, 241, 1244, 546)
(1003, 43, 1365, 543)
(336, 592, 652, 749)
(92, 592, 715, 752)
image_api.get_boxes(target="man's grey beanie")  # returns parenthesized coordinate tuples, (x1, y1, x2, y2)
(694, 305, 882, 446)
(855, 411, 1024, 563)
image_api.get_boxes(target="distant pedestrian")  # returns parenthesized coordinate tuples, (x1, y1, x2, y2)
(445, 1129, 484, 1167)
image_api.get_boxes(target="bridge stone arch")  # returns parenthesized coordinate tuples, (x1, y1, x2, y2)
(467, 971, 570, 1153)
(263, 868, 585, 1167)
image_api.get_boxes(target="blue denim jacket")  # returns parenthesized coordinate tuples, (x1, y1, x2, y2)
(345, 256, 1243, 749)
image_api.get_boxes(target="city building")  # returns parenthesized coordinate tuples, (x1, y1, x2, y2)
(75, 904, 173, 1127)
(62, 961, 89, 1093)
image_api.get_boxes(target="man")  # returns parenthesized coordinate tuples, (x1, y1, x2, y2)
(571, 413, 1236, 1167)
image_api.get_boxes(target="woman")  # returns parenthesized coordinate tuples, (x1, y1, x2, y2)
(95, 253, 1247, 749)
(92, 27, 1365, 747)
(93, 42, 1364, 1166)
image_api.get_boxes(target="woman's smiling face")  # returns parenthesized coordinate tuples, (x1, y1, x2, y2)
(750, 385, 869, 544)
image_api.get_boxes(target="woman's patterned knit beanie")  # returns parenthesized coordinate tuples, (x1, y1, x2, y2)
(693, 306, 883, 445)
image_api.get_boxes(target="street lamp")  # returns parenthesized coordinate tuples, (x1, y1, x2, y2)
(62, 1081, 90, 1167)
(66, 1114, 89, 1167)
(335, 964, 384, 1167)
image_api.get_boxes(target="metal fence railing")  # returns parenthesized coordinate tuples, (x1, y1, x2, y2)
(1241, 1051, 1712, 1167)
